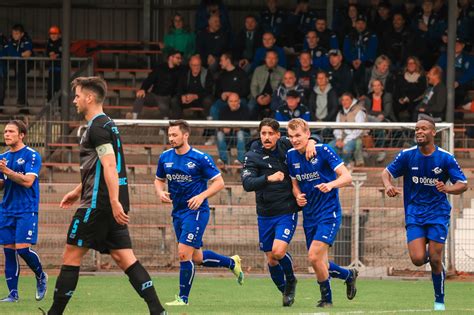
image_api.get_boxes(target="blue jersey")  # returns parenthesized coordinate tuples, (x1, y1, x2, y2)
(156, 147, 221, 214)
(287, 144, 344, 226)
(0, 146, 41, 214)
(386, 146, 467, 225)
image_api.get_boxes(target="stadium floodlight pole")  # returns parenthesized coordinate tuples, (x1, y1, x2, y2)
(326, 0, 334, 27)
(61, 0, 71, 127)
(349, 172, 367, 269)
(445, 0, 456, 123)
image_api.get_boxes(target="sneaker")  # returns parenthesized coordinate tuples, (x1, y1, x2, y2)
(231, 255, 244, 285)
(316, 300, 333, 308)
(36, 272, 48, 301)
(165, 295, 188, 306)
(160, 311, 169, 315)
(345, 268, 358, 300)
(434, 302, 446, 311)
(376, 152, 387, 163)
(0, 292, 19, 303)
(204, 136, 215, 146)
(282, 278, 297, 307)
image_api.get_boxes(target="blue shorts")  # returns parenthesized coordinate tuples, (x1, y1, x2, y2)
(406, 223, 449, 244)
(257, 213, 298, 252)
(0, 212, 39, 245)
(173, 210, 210, 249)
(303, 216, 341, 249)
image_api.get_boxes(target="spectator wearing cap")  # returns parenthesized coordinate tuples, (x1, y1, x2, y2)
(249, 50, 285, 120)
(271, 70, 305, 111)
(415, 65, 446, 121)
(327, 49, 354, 96)
(343, 14, 378, 96)
(294, 51, 318, 101)
(260, 0, 288, 46)
(163, 13, 196, 61)
(251, 32, 287, 72)
(274, 89, 310, 123)
(127, 49, 184, 119)
(46, 25, 62, 101)
(233, 15, 263, 73)
(286, 0, 318, 51)
(196, 15, 231, 72)
(380, 12, 419, 70)
(302, 31, 330, 70)
(308, 70, 339, 122)
(314, 16, 339, 50)
(437, 37, 474, 107)
(4, 24, 33, 107)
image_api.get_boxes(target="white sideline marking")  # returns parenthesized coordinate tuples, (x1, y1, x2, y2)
(302, 309, 474, 315)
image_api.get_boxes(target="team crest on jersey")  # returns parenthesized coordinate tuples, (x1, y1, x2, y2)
(186, 162, 196, 169)
(432, 167, 443, 175)
(164, 162, 174, 168)
(293, 163, 300, 169)
(16, 158, 25, 165)
(310, 157, 318, 165)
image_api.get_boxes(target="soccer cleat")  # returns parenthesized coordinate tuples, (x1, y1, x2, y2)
(345, 268, 359, 300)
(165, 295, 188, 306)
(0, 293, 19, 303)
(434, 302, 446, 311)
(282, 278, 297, 307)
(231, 255, 244, 285)
(36, 272, 48, 301)
(159, 311, 169, 315)
(316, 299, 333, 308)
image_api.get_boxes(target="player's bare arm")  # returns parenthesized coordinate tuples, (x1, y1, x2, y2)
(435, 180, 467, 195)
(305, 139, 317, 161)
(381, 169, 401, 197)
(59, 183, 82, 209)
(154, 178, 172, 203)
(291, 178, 307, 207)
(0, 158, 36, 188)
(187, 174, 224, 210)
(316, 164, 352, 193)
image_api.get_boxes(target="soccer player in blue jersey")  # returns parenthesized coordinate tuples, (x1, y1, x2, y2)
(286, 118, 357, 308)
(155, 120, 244, 306)
(0, 120, 47, 303)
(382, 114, 468, 311)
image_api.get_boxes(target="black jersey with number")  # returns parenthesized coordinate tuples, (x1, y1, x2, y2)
(79, 113, 129, 212)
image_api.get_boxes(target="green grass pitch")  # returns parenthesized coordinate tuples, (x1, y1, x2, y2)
(1, 274, 473, 314)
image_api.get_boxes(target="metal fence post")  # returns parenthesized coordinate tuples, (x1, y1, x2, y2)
(349, 172, 367, 269)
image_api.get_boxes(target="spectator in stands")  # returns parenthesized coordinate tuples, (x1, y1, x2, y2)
(46, 25, 62, 102)
(366, 0, 381, 30)
(336, 4, 359, 42)
(303, 31, 330, 70)
(209, 52, 249, 122)
(4, 24, 33, 108)
(433, 0, 448, 21)
(196, 15, 230, 71)
(294, 51, 318, 101)
(250, 50, 285, 120)
(373, 2, 392, 39)
(329, 92, 367, 166)
(394, 56, 427, 121)
(327, 49, 354, 96)
(251, 32, 287, 72)
(363, 79, 396, 162)
(381, 13, 419, 70)
(437, 37, 474, 107)
(260, 0, 287, 46)
(308, 70, 339, 122)
(233, 15, 263, 73)
(343, 14, 378, 98)
(458, 0, 474, 43)
(174, 55, 214, 119)
(163, 13, 196, 61)
(275, 89, 310, 123)
(216, 92, 250, 169)
(362, 55, 395, 98)
(127, 49, 183, 119)
(314, 16, 339, 50)
(398, 0, 421, 28)
(286, 0, 318, 51)
(415, 65, 446, 121)
(195, 0, 232, 34)
(271, 70, 305, 111)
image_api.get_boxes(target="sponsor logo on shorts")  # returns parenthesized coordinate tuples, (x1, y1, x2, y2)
(186, 233, 194, 242)
(284, 228, 291, 235)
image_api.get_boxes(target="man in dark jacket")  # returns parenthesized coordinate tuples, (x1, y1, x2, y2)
(233, 15, 263, 72)
(46, 25, 62, 101)
(327, 49, 353, 96)
(415, 66, 446, 121)
(241, 118, 316, 307)
(196, 15, 231, 71)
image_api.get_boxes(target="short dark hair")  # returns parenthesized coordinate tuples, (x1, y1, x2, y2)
(316, 70, 329, 78)
(11, 24, 25, 33)
(221, 52, 233, 63)
(417, 113, 436, 127)
(259, 118, 280, 132)
(169, 119, 191, 134)
(71, 76, 107, 104)
(7, 119, 28, 136)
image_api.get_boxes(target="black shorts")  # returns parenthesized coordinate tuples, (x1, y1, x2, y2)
(66, 207, 132, 254)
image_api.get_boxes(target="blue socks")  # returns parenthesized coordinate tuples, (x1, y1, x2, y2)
(201, 250, 235, 269)
(318, 278, 332, 303)
(3, 248, 19, 298)
(268, 264, 286, 293)
(432, 270, 445, 304)
(279, 253, 296, 282)
(179, 261, 195, 303)
(328, 261, 352, 281)
(17, 247, 44, 279)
